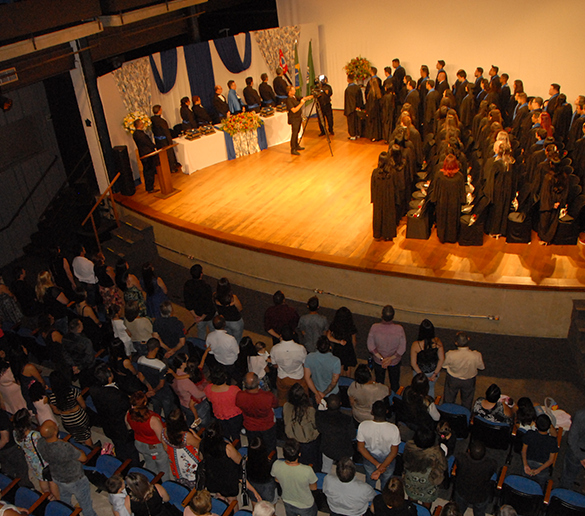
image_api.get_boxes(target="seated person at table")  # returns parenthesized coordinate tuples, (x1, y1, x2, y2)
(244, 77, 262, 112)
(180, 97, 197, 131)
(213, 85, 230, 120)
(192, 96, 213, 126)
(259, 73, 276, 107)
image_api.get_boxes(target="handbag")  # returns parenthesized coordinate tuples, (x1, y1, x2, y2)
(31, 434, 51, 481)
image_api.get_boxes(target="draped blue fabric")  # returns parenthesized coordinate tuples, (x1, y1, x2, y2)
(257, 125, 267, 150)
(184, 41, 216, 115)
(224, 132, 236, 160)
(214, 33, 252, 73)
(149, 48, 177, 94)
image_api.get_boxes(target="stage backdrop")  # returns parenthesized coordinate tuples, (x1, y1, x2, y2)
(277, 0, 583, 112)
(97, 24, 321, 180)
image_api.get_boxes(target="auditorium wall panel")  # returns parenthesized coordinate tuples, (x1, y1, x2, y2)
(277, 0, 582, 111)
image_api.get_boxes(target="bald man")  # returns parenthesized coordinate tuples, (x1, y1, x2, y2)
(236, 372, 279, 453)
(38, 421, 97, 516)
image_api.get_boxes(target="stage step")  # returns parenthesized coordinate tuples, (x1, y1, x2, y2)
(104, 215, 157, 266)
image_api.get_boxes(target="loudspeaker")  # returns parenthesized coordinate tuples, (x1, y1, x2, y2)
(112, 146, 135, 196)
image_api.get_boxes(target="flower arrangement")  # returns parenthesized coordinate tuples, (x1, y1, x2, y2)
(221, 111, 264, 137)
(344, 56, 373, 83)
(123, 111, 151, 134)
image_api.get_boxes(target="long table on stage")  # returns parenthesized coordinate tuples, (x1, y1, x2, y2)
(175, 111, 290, 175)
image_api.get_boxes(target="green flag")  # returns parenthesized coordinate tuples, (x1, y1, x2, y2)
(305, 40, 315, 97)
(294, 43, 301, 97)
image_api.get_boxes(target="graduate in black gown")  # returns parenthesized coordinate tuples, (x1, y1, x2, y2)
(365, 75, 383, 142)
(344, 74, 364, 140)
(537, 147, 570, 244)
(430, 154, 466, 243)
(381, 83, 396, 143)
(484, 141, 515, 237)
(180, 97, 196, 131)
(371, 151, 401, 241)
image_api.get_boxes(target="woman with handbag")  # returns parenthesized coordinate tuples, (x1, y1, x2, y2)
(12, 409, 59, 499)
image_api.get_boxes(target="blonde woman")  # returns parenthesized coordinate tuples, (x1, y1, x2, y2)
(35, 271, 69, 334)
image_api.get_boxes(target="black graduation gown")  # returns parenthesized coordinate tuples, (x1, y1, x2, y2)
(243, 86, 262, 111)
(392, 66, 406, 103)
(574, 138, 585, 186)
(424, 90, 441, 133)
(180, 105, 196, 130)
(538, 173, 569, 243)
(459, 94, 475, 131)
(150, 114, 180, 170)
(213, 94, 230, 118)
(404, 89, 420, 125)
(553, 103, 573, 145)
(193, 104, 212, 125)
(453, 80, 468, 113)
(430, 171, 466, 243)
(371, 167, 401, 240)
(344, 83, 364, 137)
(484, 159, 513, 236)
(381, 92, 396, 142)
(365, 89, 383, 141)
(567, 115, 585, 153)
(259, 82, 276, 106)
(273, 76, 289, 100)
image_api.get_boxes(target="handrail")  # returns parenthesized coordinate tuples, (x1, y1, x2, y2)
(0, 155, 58, 233)
(81, 172, 121, 253)
(81, 172, 121, 226)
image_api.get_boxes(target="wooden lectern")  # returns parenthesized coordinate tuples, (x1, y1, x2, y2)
(140, 143, 180, 199)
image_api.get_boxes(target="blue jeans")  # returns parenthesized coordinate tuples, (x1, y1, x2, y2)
(196, 319, 214, 340)
(363, 457, 395, 490)
(56, 476, 97, 516)
(524, 459, 549, 490)
(284, 502, 317, 516)
(225, 318, 244, 345)
(135, 440, 171, 480)
(454, 491, 490, 516)
(561, 446, 584, 489)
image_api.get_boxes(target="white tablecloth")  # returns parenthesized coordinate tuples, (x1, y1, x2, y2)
(263, 111, 290, 147)
(175, 130, 228, 175)
(176, 111, 290, 175)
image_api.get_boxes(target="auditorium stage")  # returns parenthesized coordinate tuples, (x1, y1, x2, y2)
(115, 111, 585, 339)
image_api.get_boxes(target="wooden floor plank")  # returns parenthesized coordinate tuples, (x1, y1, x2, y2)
(116, 110, 585, 291)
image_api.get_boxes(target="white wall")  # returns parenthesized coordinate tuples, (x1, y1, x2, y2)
(98, 25, 320, 180)
(277, 0, 583, 111)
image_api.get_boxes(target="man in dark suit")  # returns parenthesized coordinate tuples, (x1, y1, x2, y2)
(452, 69, 469, 113)
(435, 59, 447, 83)
(132, 119, 158, 193)
(499, 73, 511, 124)
(473, 67, 484, 97)
(243, 76, 262, 112)
(273, 67, 289, 105)
(424, 79, 441, 137)
(213, 84, 230, 120)
(90, 363, 140, 466)
(151, 105, 182, 173)
(546, 83, 561, 116)
(259, 73, 276, 107)
(383, 66, 393, 91)
(391, 58, 406, 104)
(344, 74, 364, 140)
(192, 95, 213, 126)
(488, 65, 500, 88)
(511, 92, 531, 148)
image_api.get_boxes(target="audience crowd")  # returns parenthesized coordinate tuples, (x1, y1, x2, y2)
(0, 237, 580, 516)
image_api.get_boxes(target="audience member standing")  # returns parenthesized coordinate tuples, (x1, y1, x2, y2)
(0, 408, 32, 487)
(38, 420, 97, 516)
(206, 315, 240, 384)
(442, 332, 484, 412)
(347, 364, 389, 424)
(323, 457, 376, 516)
(367, 305, 406, 393)
(561, 408, 585, 488)
(183, 264, 216, 340)
(356, 400, 401, 489)
(344, 74, 364, 140)
(264, 291, 300, 345)
(297, 296, 328, 353)
(270, 326, 308, 406)
(304, 336, 341, 404)
(454, 441, 497, 516)
(236, 372, 279, 453)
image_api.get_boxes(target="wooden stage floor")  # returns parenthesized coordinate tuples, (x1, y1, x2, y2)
(117, 111, 585, 291)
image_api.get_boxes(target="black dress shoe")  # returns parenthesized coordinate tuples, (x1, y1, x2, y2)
(318, 132, 326, 137)
(291, 150, 301, 155)
(297, 146, 305, 151)
(147, 188, 160, 194)
(329, 131, 335, 135)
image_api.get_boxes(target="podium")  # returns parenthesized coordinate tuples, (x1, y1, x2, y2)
(140, 143, 180, 199)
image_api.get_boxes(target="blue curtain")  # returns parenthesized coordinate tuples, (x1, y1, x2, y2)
(184, 41, 216, 116)
(214, 33, 252, 73)
(149, 48, 177, 94)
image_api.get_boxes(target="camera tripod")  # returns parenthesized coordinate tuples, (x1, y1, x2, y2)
(299, 96, 333, 157)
